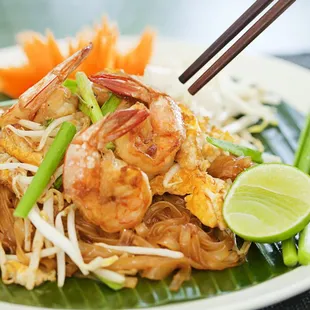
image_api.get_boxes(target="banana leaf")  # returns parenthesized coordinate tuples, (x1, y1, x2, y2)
(0, 98, 304, 309)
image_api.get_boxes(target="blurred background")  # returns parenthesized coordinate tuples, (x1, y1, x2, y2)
(0, 0, 309, 67)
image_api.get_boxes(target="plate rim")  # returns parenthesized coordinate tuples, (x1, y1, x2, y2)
(0, 36, 310, 310)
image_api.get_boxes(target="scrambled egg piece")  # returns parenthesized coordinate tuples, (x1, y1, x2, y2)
(0, 150, 13, 190)
(176, 104, 208, 170)
(2, 261, 55, 289)
(0, 128, 43, 166)
(151, 168, 228, 229)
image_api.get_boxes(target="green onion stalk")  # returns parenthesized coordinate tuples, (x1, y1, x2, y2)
(206, 136, 263, 163)
(14, 122, 77, 218)
(76, 72, 104, 124)
(282, 113, 310, 266)
(296, 113, 310, 265)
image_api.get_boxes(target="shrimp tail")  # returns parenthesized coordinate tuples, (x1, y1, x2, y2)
(20, 42, 93, 111)
(89, 72, 147, 99)
(103, 109, 149, 142)
(76, 109, 149, 149)
(0, 43, 93, 127)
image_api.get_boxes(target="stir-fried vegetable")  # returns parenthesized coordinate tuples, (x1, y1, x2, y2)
(101, 94, 122, 116)
(14, 122, 77, 218)
(76, 72, 103, 123)
(206, 136, 263, 163)
(63, 79, 78, 95)
(282, 113, 310, 266)
(105, 142, 116, 151)
(53, 176, 63, 190)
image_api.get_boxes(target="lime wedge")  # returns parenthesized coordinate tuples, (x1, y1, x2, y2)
(223, 163, 310, 243)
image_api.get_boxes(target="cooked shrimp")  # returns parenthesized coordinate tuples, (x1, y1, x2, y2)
(89, 71, 185, 178)
(0, 43, 92, 127)
(63, 109, 152, 233)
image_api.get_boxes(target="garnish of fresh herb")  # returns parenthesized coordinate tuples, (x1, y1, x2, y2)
(14, 122, 76, 218)
(206, 136, 263, 163)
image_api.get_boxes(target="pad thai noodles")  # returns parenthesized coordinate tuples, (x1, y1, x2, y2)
(0, 42, 275, 291)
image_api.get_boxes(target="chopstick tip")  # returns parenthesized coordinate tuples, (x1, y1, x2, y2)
(178, 74, 187, 84)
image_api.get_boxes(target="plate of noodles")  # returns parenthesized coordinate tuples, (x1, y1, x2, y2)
(0, 18, 310, 310)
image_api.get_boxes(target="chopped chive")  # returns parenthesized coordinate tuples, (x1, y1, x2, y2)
(101, 94, 122, 116)
(54, 176, 63, 190)
(14, 122, 76, 218)
(206, 136, 263, 163)
(76, 72, 103, 124)
(63, 79, 78, 94)
(105, 142, 116, 151)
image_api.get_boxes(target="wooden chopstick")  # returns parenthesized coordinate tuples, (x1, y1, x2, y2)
(180, 0, 296, 95)
(179, 0, 274, 84)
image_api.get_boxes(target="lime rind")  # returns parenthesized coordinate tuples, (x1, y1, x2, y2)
(223, 163, 310, 243)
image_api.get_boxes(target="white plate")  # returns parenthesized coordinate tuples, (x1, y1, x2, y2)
(0, 37, 310, 310)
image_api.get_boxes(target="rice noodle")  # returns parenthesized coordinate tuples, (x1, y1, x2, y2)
(0, 186, 16, 252)
(29, 207, 120, 286)
(66, 206, 119, 272)
(14, 218, 29, 265)
(78, 197, 243, 290)
(96, 243, 184, 259)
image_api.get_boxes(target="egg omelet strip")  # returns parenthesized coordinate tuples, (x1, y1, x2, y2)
(0, 128, 43, 166)
(151, 168, 228, 229)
